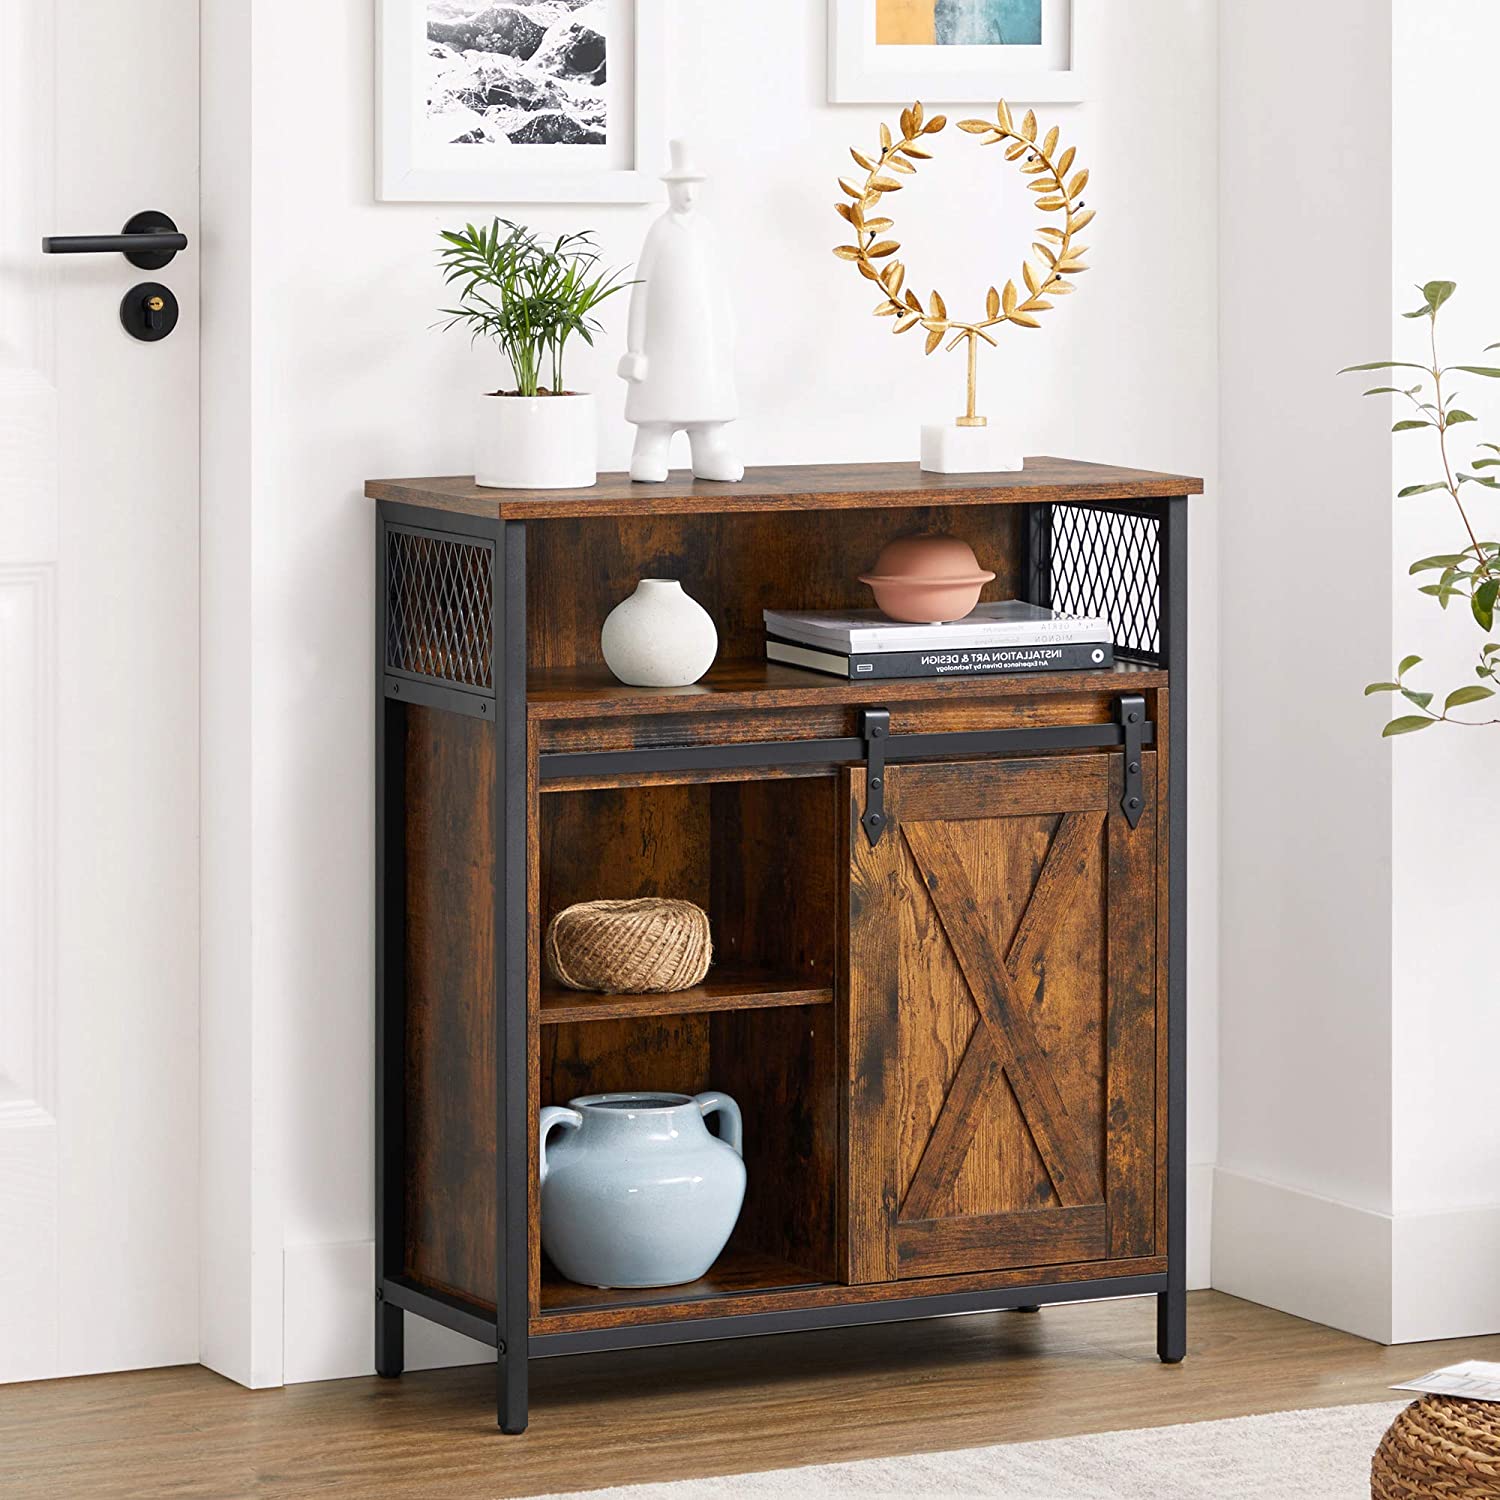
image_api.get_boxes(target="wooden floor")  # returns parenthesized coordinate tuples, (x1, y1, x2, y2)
(3, 1291, 1496, 1499)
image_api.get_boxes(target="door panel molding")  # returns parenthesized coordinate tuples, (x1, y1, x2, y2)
(0, 566, 57, 1113)
(900, 816, 1099, 1208)
(897, 1206, 1108, 1277)
(0, 565, 58, 1382)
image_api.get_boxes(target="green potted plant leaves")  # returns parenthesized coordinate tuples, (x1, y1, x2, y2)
(1342, 280, 1500, 734)
(438, 220, 631, 490)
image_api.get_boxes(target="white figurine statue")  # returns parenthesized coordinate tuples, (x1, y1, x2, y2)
(618, 140, 744, 483)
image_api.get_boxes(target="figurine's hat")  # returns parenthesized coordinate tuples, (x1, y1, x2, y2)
(661, 139, 707, 182)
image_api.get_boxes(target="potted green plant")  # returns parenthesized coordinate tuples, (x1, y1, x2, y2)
(1343, 280, 1500, 732)
(438, 219, 631, 490)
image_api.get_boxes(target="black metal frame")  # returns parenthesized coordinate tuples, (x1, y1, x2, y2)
(1159, 496, 1189, 1363)
(495, 522, 530, 1431)
(538, 718, 1157, 785)
(374, 493, 1190, 1431)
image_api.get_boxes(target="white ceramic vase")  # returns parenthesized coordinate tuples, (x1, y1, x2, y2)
(600, 579, 718, 687)
(539, 1092, 746, 1289)
(474, 391, 597, 490)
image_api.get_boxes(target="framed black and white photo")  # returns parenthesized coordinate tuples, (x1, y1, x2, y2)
(829, 0, 1087, 104)
(378, 0, 666, 203)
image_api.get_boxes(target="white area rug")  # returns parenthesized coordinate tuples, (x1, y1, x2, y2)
(534, 1400, 1408, 1499)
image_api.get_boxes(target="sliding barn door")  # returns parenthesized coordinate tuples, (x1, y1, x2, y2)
(843, 753, 1159, 1283)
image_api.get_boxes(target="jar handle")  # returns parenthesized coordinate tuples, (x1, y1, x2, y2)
(694, 1091, 742, 1157)
(538, 1105, 582, 1184)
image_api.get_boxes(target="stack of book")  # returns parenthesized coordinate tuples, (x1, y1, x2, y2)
(763, 601, 1115, 682)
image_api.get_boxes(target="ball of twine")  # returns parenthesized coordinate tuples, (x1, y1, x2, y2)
(546, 898, 712, 994)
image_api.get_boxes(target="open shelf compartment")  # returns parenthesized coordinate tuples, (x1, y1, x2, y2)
(536, 999, 842, 1318)
(534, 770, 842, 1316)
(537, 775, 836, 1011)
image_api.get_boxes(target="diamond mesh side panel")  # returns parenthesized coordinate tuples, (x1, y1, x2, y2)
(1050, 506, 1162, 661)
(386, 528, 494, 691)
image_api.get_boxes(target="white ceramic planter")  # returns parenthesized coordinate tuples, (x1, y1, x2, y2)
(474, 391, 597, 490)
(600, 578, 718, 687)
(538, 1091, 746, 1289)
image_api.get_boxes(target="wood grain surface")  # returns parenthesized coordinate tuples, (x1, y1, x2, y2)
(367, 456, 1203, 521)
(523, 504, 1025, 671)
(528, 1255, 1167, 1335)
(401, 706, 496, 1310)
(538, 973, 834, 1026)
(528, 661, 1166, 723)
(3, 1294, 1491, 1500)
(538, 1245, 826, 1315)
(845, 752, 1160, 1285)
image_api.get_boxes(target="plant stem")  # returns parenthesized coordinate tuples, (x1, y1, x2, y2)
(1429, 313, 1492, 579)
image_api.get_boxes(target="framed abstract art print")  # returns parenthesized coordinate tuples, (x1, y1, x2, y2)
(829, 0, 1087, 104)
(378, 0, 666, 202)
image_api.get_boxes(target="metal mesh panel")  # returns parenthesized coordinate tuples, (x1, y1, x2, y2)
(1049, 505, 1162, 661)
(386, 528, 494, 691)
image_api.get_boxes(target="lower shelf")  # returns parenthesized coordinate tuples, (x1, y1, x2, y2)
(529, 1255, 1170, 1338)
(538, 1245, 828, 1316)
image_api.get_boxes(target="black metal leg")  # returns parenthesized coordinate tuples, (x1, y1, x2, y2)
(1009, 1305, 1041, 1314)
(498, 1342, 529, 1433)
(376, 1295, 404, 1378)
(1157, 1280, 1186, 1363)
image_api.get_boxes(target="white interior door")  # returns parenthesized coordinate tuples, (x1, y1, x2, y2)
(0, 1, 199, 1380)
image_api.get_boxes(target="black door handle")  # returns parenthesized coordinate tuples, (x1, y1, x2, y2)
(42, 210, 187, 269)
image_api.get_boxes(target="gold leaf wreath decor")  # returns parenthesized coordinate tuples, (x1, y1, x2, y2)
(833, 99, 1093, 428)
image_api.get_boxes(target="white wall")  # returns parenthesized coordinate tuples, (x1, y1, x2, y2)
(1215, 0, 1395, 1340)
(1216, 0, 1500, 1345)
(202, 0, 1221, 1381)
(1387, 0, 1500, 1341)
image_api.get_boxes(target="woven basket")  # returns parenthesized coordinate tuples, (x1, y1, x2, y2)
(545, 898, 712, 994)
(1372, 1396, 1500, 1498)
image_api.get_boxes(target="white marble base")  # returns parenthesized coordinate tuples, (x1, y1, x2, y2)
(919, 423, 1024, 474)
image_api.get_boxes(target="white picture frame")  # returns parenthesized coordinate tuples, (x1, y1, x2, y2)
(378, 0, 667, 203)
(828, 0, 1087, 105)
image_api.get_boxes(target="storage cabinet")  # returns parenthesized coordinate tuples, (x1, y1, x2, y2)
(368, 459, 1199, 1432)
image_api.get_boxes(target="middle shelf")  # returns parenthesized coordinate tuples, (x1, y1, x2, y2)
(540, 970, 834, 1026)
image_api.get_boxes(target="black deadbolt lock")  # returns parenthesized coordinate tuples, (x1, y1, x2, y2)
(121, 282, 178, 342)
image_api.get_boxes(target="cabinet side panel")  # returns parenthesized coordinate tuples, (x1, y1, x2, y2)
(402, 704, 497, 1305)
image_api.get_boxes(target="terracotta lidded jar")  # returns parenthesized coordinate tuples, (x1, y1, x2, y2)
(858, 534, 996, 623)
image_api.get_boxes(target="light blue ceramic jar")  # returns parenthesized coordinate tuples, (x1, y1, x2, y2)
(538, 1091, 746, 1289)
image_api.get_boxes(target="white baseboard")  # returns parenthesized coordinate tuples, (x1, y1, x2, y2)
(1187, 1160, 1213, 1290)
(1212, 1168, 1500, 1345)
(1392, 1202, 1500, 1344)
(282, 1242, 490, 1385)
(1212, 1168, 1393, 1342)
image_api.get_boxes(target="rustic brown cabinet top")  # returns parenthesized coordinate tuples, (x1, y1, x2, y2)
(366, 456, 1204, 522)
